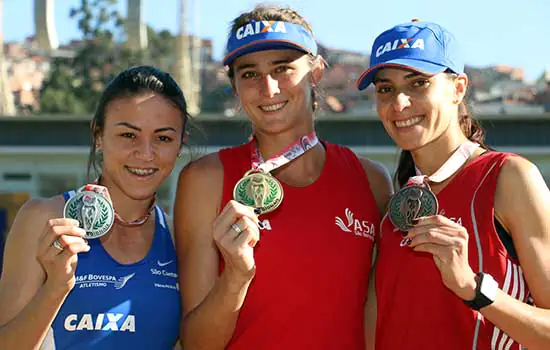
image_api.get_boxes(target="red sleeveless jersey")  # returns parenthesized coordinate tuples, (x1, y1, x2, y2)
(376, 151, 530, 350)
(218, 141, 381, 350)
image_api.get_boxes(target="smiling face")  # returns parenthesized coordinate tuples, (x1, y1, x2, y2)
(373, 67, 467, 151)
(96, 92, 184, 200)
(231, 49, 322, 135)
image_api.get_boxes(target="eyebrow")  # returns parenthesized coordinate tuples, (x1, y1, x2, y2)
(114, 122, 177, 133)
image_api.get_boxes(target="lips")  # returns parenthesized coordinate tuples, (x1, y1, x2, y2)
(259, 101, 287, 112)
(394, 115, 424, 128)
(125, 166, 158, 176)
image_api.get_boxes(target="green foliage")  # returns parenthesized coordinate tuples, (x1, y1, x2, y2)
(39, 0, 175, 114)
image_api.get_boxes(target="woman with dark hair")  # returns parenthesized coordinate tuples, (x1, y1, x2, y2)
(174, 5, 392, 350)
(357, 20, 550, 349)
(0, 66, 188, 349)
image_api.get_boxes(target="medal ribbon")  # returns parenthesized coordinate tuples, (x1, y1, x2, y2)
(407, 141, 479, 186)
(250, 132, 319, 173)
(84, 181, 156, 227)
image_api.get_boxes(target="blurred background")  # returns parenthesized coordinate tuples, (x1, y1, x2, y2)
(1, 0, 549, 255)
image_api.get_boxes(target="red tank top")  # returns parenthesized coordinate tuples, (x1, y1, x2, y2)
(218, 141, 381, 350)
(376, 151, 529, 350)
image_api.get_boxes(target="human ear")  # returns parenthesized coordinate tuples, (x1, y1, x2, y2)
(453, 73, 468, 104)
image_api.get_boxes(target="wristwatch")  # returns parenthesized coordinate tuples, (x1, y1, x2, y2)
(463, 272, 499, 311)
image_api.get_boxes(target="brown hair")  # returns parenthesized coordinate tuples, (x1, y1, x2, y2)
(394, 95, 490, 188)
(226, 5, 320, 111)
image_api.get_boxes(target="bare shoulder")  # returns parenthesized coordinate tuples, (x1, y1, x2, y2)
(357, 157, 392, 184)
(173, 154, 224, 315)
(494, 155, 550, 307)
(178, 152, 224, 189)
(357, 157, 394, 213)
(498, 155, 542, 185)
(7, 196, 65, 241)
(495, 155, 548, 236)
(174, 152, 224, 244)
(0, 195, 65, 323)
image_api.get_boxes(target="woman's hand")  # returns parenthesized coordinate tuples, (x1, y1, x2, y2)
(406, 215, 477, 300)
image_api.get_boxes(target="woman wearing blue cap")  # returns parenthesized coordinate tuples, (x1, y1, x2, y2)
(358, 20, 550, 349)
(174, 5, 392, 349)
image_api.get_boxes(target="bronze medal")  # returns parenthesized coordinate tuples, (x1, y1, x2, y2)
(388, 184, 438, 231)
(233, 170, 284, 214)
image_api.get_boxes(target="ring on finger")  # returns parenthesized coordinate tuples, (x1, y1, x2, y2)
(53, 239, 64, 251)
(231, 223, 242, 234)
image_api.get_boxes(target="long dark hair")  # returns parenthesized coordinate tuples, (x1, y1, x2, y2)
(394, 101, 490, 188)
(87, 65, 191, 180)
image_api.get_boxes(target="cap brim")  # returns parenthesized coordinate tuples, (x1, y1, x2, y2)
(356, 59, 448, 90)
(223, 40, 311, 66)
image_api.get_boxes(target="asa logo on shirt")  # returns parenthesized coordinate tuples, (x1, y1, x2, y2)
(64, 313, 135, 332)
(335, 208, 375, 240)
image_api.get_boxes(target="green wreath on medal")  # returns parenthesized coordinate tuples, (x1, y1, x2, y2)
(233, 133, 319, 214)
(233, 170, 284, 214)
(63, 185, 115, 239)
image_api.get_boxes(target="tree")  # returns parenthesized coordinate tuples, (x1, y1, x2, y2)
(40, 0, 174, 114)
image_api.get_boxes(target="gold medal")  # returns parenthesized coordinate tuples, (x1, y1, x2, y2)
(233, 170, 284, 214)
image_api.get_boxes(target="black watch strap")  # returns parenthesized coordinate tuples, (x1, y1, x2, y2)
(463, 272, 498, 311)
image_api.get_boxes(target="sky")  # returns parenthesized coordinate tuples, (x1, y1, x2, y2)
(3, 0, 549, 82)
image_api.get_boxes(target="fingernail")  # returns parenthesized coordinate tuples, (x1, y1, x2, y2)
(254, 208, 261, 215)
(257, 221, 264, 229)
(412, 218, 419, 224)
(401, 231, 408, 237)
(406, 238, 412, 246)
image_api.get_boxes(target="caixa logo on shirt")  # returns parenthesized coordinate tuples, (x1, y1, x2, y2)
(64, 313, 135, 332)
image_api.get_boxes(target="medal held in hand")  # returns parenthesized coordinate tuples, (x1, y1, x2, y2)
(388, 183, 439, 231)
(63, 184, 115, 239)
(388, 141, 480, 231)
(233, 170, 284, 214)
(233, 132, 319, 215)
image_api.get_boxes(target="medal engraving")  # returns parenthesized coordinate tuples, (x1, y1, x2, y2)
(388, 185, 438, 231)
(233, 171, 284, 214)
(64, 191, 115, 239)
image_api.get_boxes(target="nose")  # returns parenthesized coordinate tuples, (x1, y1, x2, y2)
(393, 92, 411, 112)
(260, 74, 280, 98)
(135, 139, 155, 161)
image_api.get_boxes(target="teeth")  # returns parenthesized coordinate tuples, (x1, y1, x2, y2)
(127, 167, 156, 176)
(395, 116, 423, 128)
(260, 102, 286, 112)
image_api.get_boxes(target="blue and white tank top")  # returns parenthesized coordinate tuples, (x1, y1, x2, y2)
(51, 190, 181, 349)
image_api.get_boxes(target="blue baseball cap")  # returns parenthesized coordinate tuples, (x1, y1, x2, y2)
(223, 20, 318, 66)
(357, 20, 464, 90)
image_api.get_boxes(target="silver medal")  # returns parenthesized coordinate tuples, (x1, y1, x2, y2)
(63, 191, 115, 239)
